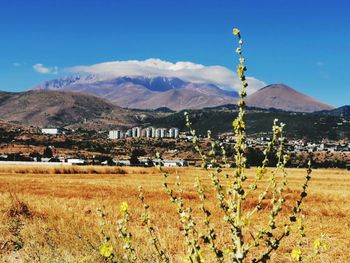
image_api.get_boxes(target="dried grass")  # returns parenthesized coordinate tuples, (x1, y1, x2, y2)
(0, 166, 349, 262)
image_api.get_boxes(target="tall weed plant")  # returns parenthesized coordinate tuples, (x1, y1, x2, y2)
(98, 28, 328, 262)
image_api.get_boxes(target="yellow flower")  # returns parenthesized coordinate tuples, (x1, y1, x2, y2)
(322, 240, 329, 250)
(120, 201, 129, 215)
(291, 248, 302, 261)
(99, 241, 113, 258)
(198, 250, 205, 263)
(184, 255, 192, 263)
(313, 239, 321, 250)
(237, 64, 246, 78)
(242, 217, 250, 226)
(313, 237, 329, 251)
(296, 217, 303, 227)
(232, 119, 245, 130)
(233, 28, 240, 35)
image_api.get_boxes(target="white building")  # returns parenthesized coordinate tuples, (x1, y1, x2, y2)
(160, 128, 168, 138)
(132, 127, 141, 138)
(169, 128, 179, 138)
(66, 158, 86, 165)
(150, 127, 156, 138)
(155, 128, 161, 138)
(145, 128, 151, 138)
(41, 128, 62, 135)
(154, 128, 168, 138)
(174, 128, 179, 138)
(113, 159, 131, 166)
(125, 129, 132, 137)
(109, 130, 124, 139)
(145, 127, 155, 138)
(162, 159, 188, 167)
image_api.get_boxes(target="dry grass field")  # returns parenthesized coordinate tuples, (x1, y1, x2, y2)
(0, 165, 349, 262)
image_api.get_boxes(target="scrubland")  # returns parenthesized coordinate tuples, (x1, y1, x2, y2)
(0, 165, 349, 262)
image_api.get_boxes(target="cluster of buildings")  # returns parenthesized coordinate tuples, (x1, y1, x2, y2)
(219, 133, 350, 154)
(109, 126, 179, 139)
(40, 126, 181, 140)
(245, 137, 350, 153)
(289, 141, 350, 153)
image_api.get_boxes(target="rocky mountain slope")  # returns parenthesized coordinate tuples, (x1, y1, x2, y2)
(0, 90, 147, 129)
(33, 75, 239, 111)
(245, 84, 334, 112)
(34, 76, 335, 113)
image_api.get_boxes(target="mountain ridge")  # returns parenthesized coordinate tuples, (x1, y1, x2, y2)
(33, 76, 334, 112)
(33, 75, 239, 111)
(0, 90, 143, 129)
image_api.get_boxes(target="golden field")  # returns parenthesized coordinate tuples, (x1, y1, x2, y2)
(0, 165, 349, 262)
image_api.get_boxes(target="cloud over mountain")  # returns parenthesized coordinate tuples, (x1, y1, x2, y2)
(67, 58, 265, 94)
(33, 63, 58, 74)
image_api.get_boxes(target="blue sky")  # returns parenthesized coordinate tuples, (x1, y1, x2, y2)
(0, 0, 349, 107)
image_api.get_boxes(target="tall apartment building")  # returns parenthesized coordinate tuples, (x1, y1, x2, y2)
(145, 127, 155, 138)
(169, 128, 179, 138)
(160, 128, 168, 138)
(109, 130, 124, 139)
(132, 127, 141, 138)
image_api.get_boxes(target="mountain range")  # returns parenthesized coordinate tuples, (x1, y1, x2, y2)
(33, 75, 335, 112)
(34, 75, 239, 111)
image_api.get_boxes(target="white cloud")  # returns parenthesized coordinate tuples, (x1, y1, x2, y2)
(12, 62, 21, 67)
(33, 63, 58, 74)
(67, 58, 266, 94)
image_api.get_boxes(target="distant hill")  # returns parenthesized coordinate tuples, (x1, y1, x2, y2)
(149, 107, 350, 140)
(154, 107, 176, 113)
(315, 105, 350, 117)
(33, 75, 239, 111)
(0, 90, 145, 129)
(245, 84, 334, 112)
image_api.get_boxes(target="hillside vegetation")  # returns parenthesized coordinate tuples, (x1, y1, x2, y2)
(149, 107, 350, 140)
